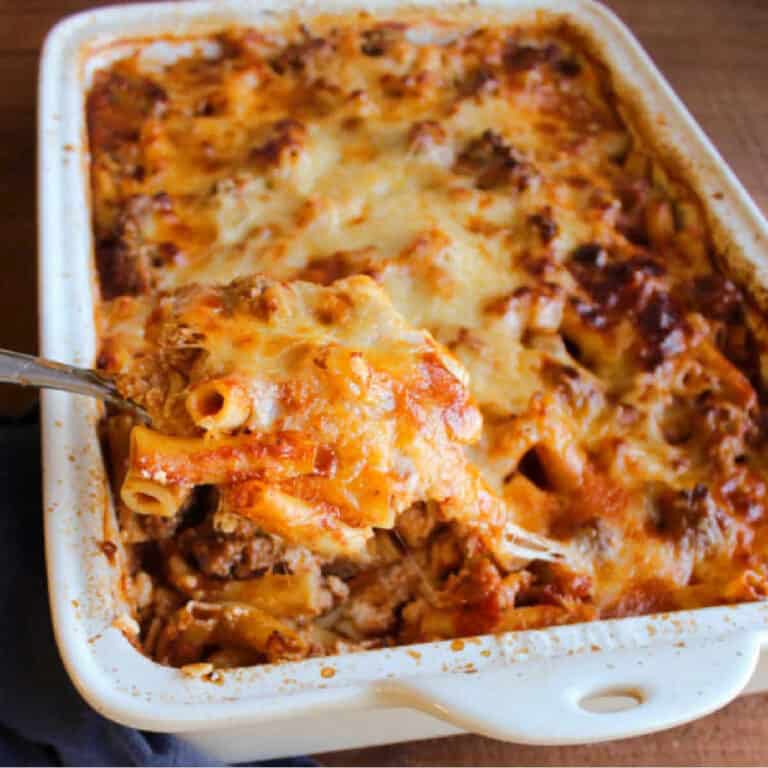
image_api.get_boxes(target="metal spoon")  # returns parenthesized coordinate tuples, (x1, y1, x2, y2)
(0, 349, 150, 422)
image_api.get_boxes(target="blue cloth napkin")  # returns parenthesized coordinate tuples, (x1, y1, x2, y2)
(0, 411, 316, 767)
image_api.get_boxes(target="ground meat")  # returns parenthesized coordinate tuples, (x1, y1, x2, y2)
(428, 526, 463, 578)
(442, 558, 505, 637)
(395, 501, 439, 548)
(455, 130, 535, 191)
(651, 484, 730, 553)
(518, 561, 593, 606)
(343, 563, 416, 636)
(635, 291, 685, 369)
(178, 520, 283, 579)
(567, 243, 684, 367)
(96, 236, 149, 299)
(441, 557, 502, 608)
(87, 68, 167, 153)
(95, 195, 156, 299)
(568, 245, 665, 320)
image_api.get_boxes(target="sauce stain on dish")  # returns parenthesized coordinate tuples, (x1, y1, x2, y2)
(98, 539, 118, 564)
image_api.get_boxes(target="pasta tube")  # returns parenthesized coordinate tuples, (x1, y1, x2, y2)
(220, 481, 371, 558)
(121, 472, 190, 517)
(166, 552, 328, 617)
(186, 377, 251, 432)
(127, 424, 320, 486)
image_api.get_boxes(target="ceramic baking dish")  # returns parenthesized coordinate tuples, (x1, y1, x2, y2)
(38, 0, 768, 761)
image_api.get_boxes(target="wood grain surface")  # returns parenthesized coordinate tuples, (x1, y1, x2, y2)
(4, 0, 767, 764)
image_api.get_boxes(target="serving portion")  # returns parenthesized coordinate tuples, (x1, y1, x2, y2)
(90, 10, 768, 669)
(104, 273, 561, 664)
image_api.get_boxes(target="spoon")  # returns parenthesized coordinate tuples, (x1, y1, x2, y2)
(0, 349, 151, 422)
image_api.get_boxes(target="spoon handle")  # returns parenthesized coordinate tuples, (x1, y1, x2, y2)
(0, 348, 149, 420)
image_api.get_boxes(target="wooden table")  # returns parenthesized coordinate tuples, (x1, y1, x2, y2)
(3, 0, 767, 763)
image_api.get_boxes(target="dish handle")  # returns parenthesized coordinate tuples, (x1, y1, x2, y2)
(380, 631, 763, 745)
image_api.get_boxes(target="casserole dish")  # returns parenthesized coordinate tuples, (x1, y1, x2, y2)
(39, 0, 768, 760)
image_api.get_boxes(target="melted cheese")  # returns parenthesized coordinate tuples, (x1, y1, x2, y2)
(109, 275, 496, 557)
(90, 11, 768, 661)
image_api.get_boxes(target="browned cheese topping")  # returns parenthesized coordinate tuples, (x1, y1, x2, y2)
(91, 10, 768, 668)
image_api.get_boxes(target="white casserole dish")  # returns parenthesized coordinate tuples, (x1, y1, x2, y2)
(38, 0, 768, 761)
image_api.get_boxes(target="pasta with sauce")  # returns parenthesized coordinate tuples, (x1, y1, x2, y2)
(90, 10, 768, 668)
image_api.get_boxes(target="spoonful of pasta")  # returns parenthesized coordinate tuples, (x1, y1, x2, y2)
(99, 273, 568, 568)
(0, 275, 569, 568)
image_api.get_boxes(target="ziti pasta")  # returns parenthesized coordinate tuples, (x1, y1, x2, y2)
(90, 11, 768, 668)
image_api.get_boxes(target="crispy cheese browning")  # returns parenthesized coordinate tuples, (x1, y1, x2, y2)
(91, 11, 768, 668)
(108, 275, 500, 559)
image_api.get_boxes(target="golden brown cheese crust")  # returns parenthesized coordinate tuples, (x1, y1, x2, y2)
(91, 12, 768, 667)
(106, 274, 496, 559)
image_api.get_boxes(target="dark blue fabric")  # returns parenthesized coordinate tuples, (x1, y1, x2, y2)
(0, 411, 316, 768)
